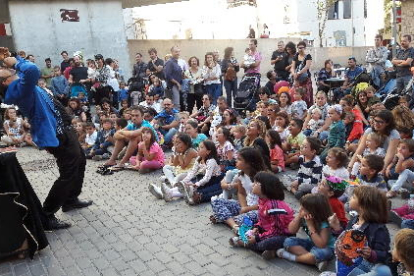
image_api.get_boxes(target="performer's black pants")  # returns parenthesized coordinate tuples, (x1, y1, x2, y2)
(43, 129, 86, 215)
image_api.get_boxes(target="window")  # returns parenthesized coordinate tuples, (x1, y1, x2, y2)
(343, 0, 351, 19)
(328, 1, 339, 20)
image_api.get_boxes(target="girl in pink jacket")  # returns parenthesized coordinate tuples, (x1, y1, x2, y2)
(229, 172, 294, 258)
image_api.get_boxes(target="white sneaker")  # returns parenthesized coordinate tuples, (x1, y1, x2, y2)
(160, 176, 167, 183)
(161, 182, 173, 202)
(148, 184, 163, 199)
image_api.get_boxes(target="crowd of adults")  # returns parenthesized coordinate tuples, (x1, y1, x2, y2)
(2, 34, 414, 276)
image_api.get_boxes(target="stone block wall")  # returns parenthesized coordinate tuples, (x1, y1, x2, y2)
(401, 0, 414, 37)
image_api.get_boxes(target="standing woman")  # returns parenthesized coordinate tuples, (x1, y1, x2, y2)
(202, 52, 222, 106)
(184, 56, 204, 113)
(284, 42, 297, 77)
(291, 41, 313, 106)
(221, 47, 239, 108)
(94, 54, 112, 105)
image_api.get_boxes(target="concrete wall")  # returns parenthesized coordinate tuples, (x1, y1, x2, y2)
(8, 0, 131, 78)
(128, 39, 370, 77)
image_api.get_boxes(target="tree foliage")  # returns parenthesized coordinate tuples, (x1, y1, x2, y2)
(314, 0, 338, 47)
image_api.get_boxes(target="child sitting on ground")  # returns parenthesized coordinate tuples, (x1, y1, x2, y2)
(82, 122, 97, 155)
(329, 186, 390, 276)
(216, 127, 236, 172)
(321, 104, 346, 162)
(278, 193, 335, 272)
(274, 111, 290, 142)
(290, 88, 308, 120)
(289, 137, 323, 200)
(88, 119, 115, 161)
(148, 133, 198, 200)
(178, 111, 190, 132)
(130, 127, 164, 173)
(392, 229, 414, 276)
(229, 172, 295, 257)
(386, 139, 414, 198)
(354, 154, 387, 192)
(364, 86, 381, 114)
(304, 108, 324, 137)
(284, 118, 306, 168)
(350, 132, 385, 178)
(166, 140, 223, 205)
(317, 176, 348, 230)
(266, 130, 285, 173)
(231, 125, 247, 151)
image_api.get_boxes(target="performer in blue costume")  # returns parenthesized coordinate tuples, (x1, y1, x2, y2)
(0, 47, 92, 230)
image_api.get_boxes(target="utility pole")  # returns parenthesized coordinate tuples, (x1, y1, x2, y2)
(392, 0, 397, 57)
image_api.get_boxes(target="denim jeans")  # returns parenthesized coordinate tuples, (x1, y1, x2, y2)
(159, 128, 178, 145)
(170, 85, 180, 110)
(390, 169, 414, 192)
(284, 237, 334, 262)
(224, 79, 238, 107)
(197, 175, 224, 202)
(205, 83, 222, 105)
(402, 219, 414, 229)
(396, 75, 412, 94)
(347, 260, 392, 276)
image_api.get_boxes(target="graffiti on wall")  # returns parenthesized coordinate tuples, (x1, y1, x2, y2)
(60, 9, 79, 22)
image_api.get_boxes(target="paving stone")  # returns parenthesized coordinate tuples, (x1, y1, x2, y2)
(4, 148, 363, 276)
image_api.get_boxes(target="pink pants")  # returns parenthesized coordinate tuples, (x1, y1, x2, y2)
(129, 156, 163, 170)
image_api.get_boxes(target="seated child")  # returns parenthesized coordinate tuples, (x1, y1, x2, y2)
(266, 130, 285, 173)
(386, 139, 414, 198)
(317, 176, 348, 230)
(130, 127, 164, 173)
(148, 133, 198, 200)
(231, 125, 247, 151)
(278, 193, 335, 272)
(229, 172, 295, 256)
(392, 229, 414, 276)
(178, 111, 190, 133)
(351, 132, 385, 177)
(284, 118, 306, 168)
(303, 107, 324, 137)
(185, 119, 207, 149)
(163, 140, 224, 205)
(274, 111, 290, 142)
(320, 104, 346, 162)
(119, 100, 129, 118)
(88, 119, 115, 160)
(354, 154, 387, 192)
(216, 127, 236, 172)
(289, 137, 323, 200)
(82, 122, 97, 155)
(364, 86, 381, 114)
(330, 186, 390, 276)
(290, 88, 307, 120)
(75, 121, 86, 144)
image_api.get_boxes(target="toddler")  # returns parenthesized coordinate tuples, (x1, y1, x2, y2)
(88, 119, 115, 160)
(231, 125, 247, 151)
(274, 111, 290, 142)
(82, 122, 97, 154)
(321, 104, 346, 162)
(290, 88, 307, 120)
(178, 111, 190, 133)
(351, 132, 385, 177)
(355, 154, 387, 192)
(243, 48, 255, 72)
(304, 107, 324, 136)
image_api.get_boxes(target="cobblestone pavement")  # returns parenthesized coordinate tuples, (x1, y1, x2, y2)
(0, 148, 402, 276)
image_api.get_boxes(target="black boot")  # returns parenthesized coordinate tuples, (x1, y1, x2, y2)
(62, 198, 93, 212)
(43, 215, 71, 231)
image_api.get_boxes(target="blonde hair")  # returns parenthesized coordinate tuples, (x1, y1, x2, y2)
(231, 124, 247, 136)
(179, 111, 190, 119)
(367, 132, 385, 148)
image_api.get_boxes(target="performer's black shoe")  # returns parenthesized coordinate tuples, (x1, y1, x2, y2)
(43, 215, 71, 231)
(62, 199, 93, 212)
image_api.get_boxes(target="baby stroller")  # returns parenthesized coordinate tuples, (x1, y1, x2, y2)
(234, 73, 261, 114)
(382, 76, 414, 110)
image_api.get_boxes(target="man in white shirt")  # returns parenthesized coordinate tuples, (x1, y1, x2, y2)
(139, 93, 161, 113)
